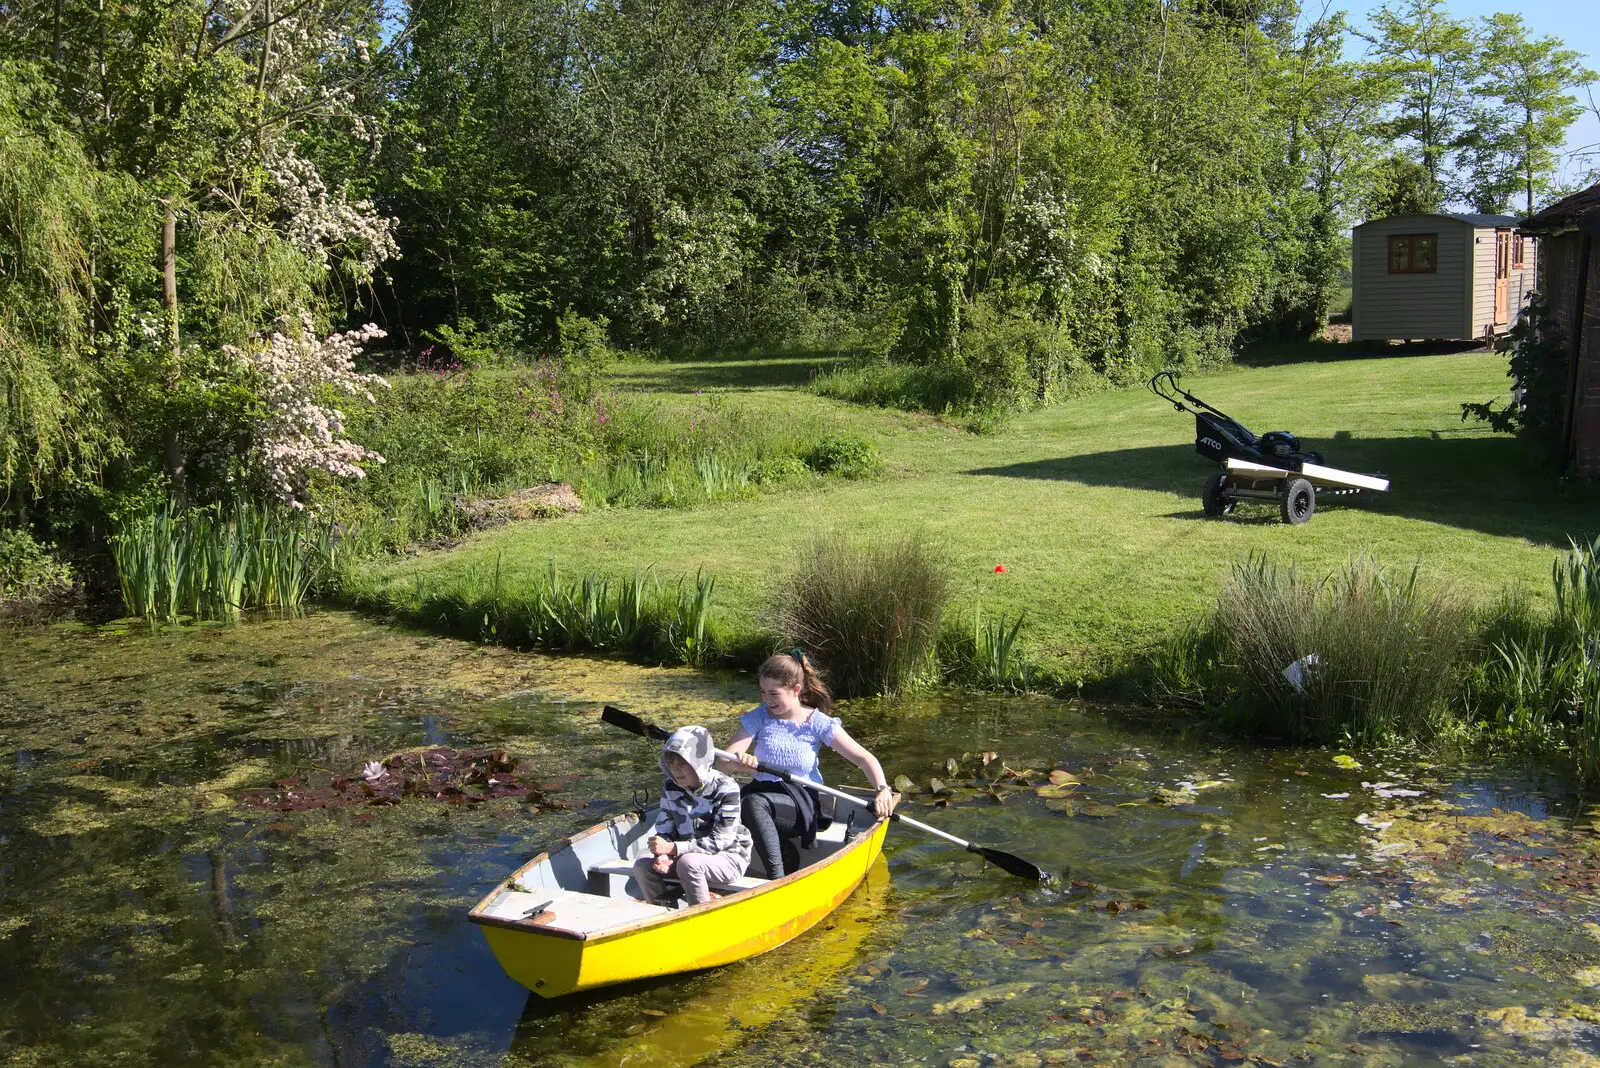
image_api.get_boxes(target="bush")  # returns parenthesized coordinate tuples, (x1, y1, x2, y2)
(0, 528, 74, 604)
(336, 362, 602, 542)
(809, 360, 974, 415)
(806, 437, 878, 478)
(1199, 555, 1471, 744)
(775, 532, 947, 698)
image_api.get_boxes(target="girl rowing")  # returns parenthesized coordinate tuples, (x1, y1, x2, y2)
(721, 650, 897, 878)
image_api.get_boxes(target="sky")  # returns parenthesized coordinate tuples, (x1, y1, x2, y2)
(1342, 0, 1600, 198)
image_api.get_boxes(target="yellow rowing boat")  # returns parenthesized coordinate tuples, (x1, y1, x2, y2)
(469, 805, 890, 997)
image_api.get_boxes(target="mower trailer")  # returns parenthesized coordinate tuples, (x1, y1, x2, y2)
(1148, 371, 1390, 525)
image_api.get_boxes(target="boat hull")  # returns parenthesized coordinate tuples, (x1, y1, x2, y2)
(475, 816, 890, 997)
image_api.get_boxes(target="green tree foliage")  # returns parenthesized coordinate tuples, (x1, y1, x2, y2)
(1364, 0, 1476, 209)
(0, 0, 397, 522)
(1, 0, 1596, 536)
(1460, 15, 1594, 215)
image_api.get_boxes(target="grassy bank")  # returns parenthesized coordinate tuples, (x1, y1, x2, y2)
(355, 350, 1595, 682)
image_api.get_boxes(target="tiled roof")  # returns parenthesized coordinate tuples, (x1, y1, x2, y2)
(1521, 184, 1600, 232)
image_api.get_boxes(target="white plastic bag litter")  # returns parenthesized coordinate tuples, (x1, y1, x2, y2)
(1282, 653, 1321, 693)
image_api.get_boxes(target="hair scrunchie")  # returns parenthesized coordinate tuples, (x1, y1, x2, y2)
(789, 646, 806, 666)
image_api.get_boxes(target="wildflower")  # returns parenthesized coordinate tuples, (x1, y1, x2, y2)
(994, 565, 1007, 573)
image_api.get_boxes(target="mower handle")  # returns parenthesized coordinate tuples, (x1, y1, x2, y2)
(1148, 370, 1239, 424)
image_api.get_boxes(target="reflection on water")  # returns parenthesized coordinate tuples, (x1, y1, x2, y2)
(6, 613, 1600, 1066)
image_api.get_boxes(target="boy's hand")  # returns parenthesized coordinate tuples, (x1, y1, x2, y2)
(649, 835, 676, 857)
(651, 855, 673, 875)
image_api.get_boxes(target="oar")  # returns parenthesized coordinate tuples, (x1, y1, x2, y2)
(601, 705, 1051, 883)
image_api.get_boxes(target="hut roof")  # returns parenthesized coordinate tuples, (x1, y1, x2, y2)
(1356, 211, 1521, 228)
(1438, 212, 1522, 227)
(1521, 184, 1600, 234)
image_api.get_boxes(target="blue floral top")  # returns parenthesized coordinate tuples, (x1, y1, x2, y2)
(739, 705, 840, 786)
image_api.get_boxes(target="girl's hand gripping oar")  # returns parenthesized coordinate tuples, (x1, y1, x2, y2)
(601, 705, 1051, 883)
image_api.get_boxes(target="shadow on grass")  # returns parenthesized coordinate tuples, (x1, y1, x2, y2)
(609, 354, 848, 393)
(1237, 338, 1490, 367)
(968, 433, 1594, 547)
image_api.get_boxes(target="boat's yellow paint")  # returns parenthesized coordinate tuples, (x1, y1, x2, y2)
(475, 817, 890, 998)
(542, 856, 891, 1068)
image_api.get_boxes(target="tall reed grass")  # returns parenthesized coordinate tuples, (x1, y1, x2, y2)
(348, 558, 720, 666)
(775, 532, 947, 697)
(110, 500, 339, 622)
(1203, 554, 1470, 744)
(1471, 537, 1600, 780)
(939, 603, 1036, 691)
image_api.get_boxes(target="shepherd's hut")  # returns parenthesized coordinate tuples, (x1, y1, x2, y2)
(1351, 213, 1536, 343)
(1519, 183, 1600, 474)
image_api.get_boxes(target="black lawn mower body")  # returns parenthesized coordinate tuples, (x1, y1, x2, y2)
(1149, 371, 1322, 469)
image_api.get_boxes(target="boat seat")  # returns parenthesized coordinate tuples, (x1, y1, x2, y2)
(587, 858, 768, 892)
(484, 887, 671, 932)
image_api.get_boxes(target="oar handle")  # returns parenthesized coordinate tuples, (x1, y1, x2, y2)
(711, 746, 978, 853)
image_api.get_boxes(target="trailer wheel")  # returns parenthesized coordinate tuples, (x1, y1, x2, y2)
(1202, 472, 1235, 517)
(1281, 478, 1315, 525)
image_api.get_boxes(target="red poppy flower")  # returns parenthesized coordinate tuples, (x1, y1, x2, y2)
(994, 565, 1007, 573)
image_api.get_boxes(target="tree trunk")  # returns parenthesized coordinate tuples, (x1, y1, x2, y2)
(161, 207, 186, 506)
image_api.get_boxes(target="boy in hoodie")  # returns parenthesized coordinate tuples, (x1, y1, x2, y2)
(632, 725, 753, 907)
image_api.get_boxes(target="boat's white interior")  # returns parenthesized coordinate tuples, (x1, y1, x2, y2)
(475, 802, 867, 934)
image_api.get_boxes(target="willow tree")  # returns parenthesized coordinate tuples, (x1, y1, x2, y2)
(0, 0, 397, 504)
(0, 63, 139, 518)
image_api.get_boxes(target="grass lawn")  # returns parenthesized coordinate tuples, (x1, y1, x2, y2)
(360, 349, 1598, 680)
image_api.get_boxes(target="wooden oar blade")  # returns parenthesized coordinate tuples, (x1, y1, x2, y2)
(601, 705, 669, 741)
(970, 843, 1050, 882)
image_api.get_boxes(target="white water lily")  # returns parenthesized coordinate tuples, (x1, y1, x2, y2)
(362, 761, 387, 783)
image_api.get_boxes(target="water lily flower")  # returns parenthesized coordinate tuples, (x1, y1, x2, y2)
(362, 761, 388, 783)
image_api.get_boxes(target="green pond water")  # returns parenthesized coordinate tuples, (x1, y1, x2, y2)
(8, 612, 1600, 1067)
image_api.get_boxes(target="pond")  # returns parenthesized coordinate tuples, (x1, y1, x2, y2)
(5, 611, 1600, 1067)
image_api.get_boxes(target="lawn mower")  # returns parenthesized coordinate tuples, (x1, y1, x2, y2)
(1148, 371, 1389, 525)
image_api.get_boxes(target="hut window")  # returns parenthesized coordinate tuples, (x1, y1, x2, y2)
(1388, 234, 1437, 274)
(1512, 236, 1525, 269)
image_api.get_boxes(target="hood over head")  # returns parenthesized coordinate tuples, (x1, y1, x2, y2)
(659, 725, 716, 788)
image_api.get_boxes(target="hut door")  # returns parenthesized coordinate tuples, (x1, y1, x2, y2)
(1494, 230, 1511, 324)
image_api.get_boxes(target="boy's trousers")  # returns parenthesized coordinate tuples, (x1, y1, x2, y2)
(632, 851, 747, 905)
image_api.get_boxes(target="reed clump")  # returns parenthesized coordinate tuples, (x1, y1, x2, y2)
(776, 532, 947, 698)
(1470, 537, 1600, 781)
(1202, 554, 1470, 744)
(348, 558, 720, 666)
(939, 603, 1036, 692)
(109, 500, 340, 623)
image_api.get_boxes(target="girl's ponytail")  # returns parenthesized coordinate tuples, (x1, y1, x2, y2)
(758, 649, 834, 716)
(797, 653, 833, 717)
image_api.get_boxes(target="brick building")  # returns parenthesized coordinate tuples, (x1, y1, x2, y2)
(1521, 184, 1600, 474)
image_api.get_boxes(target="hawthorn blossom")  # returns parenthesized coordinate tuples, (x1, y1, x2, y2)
(230, 313, 389, 507)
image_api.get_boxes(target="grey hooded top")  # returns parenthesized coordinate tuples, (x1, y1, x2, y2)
(654, 726, 753, 864)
